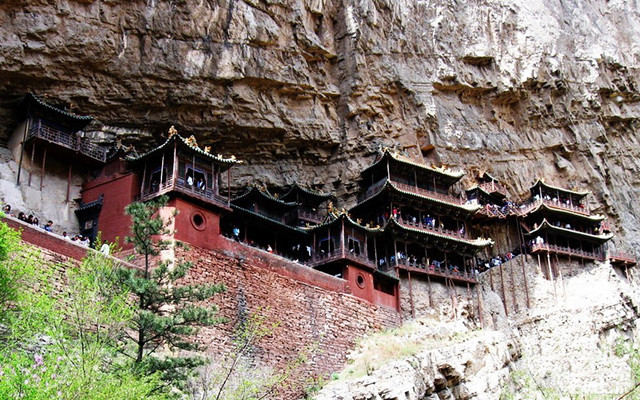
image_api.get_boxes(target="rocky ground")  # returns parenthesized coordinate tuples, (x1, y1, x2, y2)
(314, 259, 640, 399)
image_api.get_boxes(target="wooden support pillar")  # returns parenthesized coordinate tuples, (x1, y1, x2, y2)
(40, 145, 47, 191)
(227, 169, 231, 206)
(393, 239, 398, 266)
(28, 142, 35, 186)
(141, 161, 147, 195)
(547, 253, 556, 301)
(509, 255, 517, 313)
(408, 271, 415, 319)
(66, 162, 72, 202)
(499, 260, 508, 316)
(427, 275, 433, 307)
(476, 284, 484, 328)
(160, 152, 165, 184)
(16, 116, 32, 186)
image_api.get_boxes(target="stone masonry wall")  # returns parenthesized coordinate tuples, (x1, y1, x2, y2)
(176, 239, 401, 397)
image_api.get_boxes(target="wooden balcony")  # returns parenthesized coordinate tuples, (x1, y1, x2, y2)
(138, 177, 231, 210)
(519, 198, 591, 217)
(396, 259, 477, 283)
(478, 181, 508, 197)
(357, 178, 468, 207)
(608, 251, 637, 266)
(27, 119, 107, 163)
(530, 243, 603, 261)
(307, 248, 376, 270)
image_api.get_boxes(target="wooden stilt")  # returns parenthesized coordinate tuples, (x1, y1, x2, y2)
(40, 145, 47, 191)
(499, 262, 508, 316)
(408, 271, 415, 319)
(509, 257, 517, 313)
(476, 283, 484, 328)
(427, 275, 433, 308)
(66, 162, 72, 202)
(28, 142, 35, 186)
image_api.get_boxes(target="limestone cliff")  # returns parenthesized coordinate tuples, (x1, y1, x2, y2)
(1, 1, 639, 252)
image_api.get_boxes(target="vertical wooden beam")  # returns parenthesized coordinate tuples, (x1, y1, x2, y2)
(28, 141, 35, 186)
(408, 271, 415, 319)
(499, 260, 508, 316)
(141, 161, 147, 196)
(227, 169, 231, 206)
(172, 141, 178, 183)
(39, 145, 47, 191)
(160, 151, 165, 185)
(66, 162, 72, 202)
(17, 115, 32, 186)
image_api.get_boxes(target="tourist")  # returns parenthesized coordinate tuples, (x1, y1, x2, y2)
(100, 242, 110, 255)
(267, 244, 273, 253)
(187, 174, 194, 186)
(17, 212, 26, 221)
(44, 220, 53, 232)
(80, 236, 90, 247)
(197, 177, 205, 191)
(62, 231, 71, 240)
(3, 204, 12, 216)
(232, 226, 240, 241)
(32, 217, 39, 226)
(27, 214, 34, 224)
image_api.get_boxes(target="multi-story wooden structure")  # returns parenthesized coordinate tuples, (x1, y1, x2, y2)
(521, 180, 613, 263)
(80, 130, 239, 249)
(349, 150, 492, 284)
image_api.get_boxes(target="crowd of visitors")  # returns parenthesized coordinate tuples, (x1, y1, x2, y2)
(2, 204, 93, 247)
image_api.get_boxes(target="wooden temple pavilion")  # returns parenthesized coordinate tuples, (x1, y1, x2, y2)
(349, 150, 490, 284)
(14, 93, 108, 200)
(521, 180, 613, 262)
(278, 183, 334, 226)
(224, 186, 312, 262)
(467, 172, 511, 219)
(80, 130, 240, 249)
(306, 212, 399, 309)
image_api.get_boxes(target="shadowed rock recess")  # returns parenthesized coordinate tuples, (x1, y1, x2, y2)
(2, 0, 640, 398)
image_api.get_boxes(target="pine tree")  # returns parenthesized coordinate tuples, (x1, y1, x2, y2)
(114, 195, 226, 388)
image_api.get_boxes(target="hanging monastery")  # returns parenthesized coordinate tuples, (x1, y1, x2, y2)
(3, 93, 636, 314)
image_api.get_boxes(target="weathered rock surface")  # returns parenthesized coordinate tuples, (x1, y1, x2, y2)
(316, 260, 640, 399)
(1, 1, 640, 253)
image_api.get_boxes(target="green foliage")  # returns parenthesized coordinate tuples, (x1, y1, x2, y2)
(114, 196, 226, 389)
(185, 309, 314, 400)
(0, 221, 166, 400)
(615, 338, 640, 399)
(0, 213, 35, 318)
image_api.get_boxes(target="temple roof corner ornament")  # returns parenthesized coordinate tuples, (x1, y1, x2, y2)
(168, 125, 178, 138)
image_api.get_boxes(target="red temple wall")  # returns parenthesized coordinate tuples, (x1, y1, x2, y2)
(82, 172, 139, 247)
(170, 198, 225, 251)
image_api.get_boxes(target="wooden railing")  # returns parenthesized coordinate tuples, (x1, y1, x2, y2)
(297, 209, 322, 224)
(138, 177, 230, 208)
(530, 243, 603, 261)
(308, 248, 376, 269)
(357, 177, 468, 207)
(396, 259, 477, 282)
(396, 217, 472, 241)
(608, 251, 637, 265)
(518, 198, 591, 217)
(478, 181, 508, 196)
(27, 119, 107, 163)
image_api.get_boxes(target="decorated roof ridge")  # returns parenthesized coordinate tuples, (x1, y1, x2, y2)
(388, 181, 482, 212)
(465, 184, 507, 198)
(281, 182, 334, 201)
(534, 201, 606, 221)
(363, 148, 465, 179)
(480, 171, 500, 182)
(526, 218, 614, 241)
(232, 185, 299, 207)
(25, 92, 94, 122)
(530, 179, 589, 197)
(230, 204, 308, 233)
(386, 217, 494, 247)
(126, 127, 242, 165)
(305, 210, 382, 233)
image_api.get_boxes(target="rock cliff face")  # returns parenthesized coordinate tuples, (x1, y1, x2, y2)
(1, 1, 640, 252)
(2, 1, 640, 397)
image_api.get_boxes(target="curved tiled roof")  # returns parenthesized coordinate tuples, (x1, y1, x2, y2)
(526, 218, 613, 243)
(281, 183, 333, 201)
(356, 179, 481, 213)
(362, 149, 465, 180)
(305, 211, 383, 233)
(25, 92, 94, 123)
(232, 186, 299, 208)
(386, 217, 494, 248)
(230, 205, 308, 233)
(126, 133, 241, 166)
(530, 179, 589, 198)
(525, 200, 605, 221)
